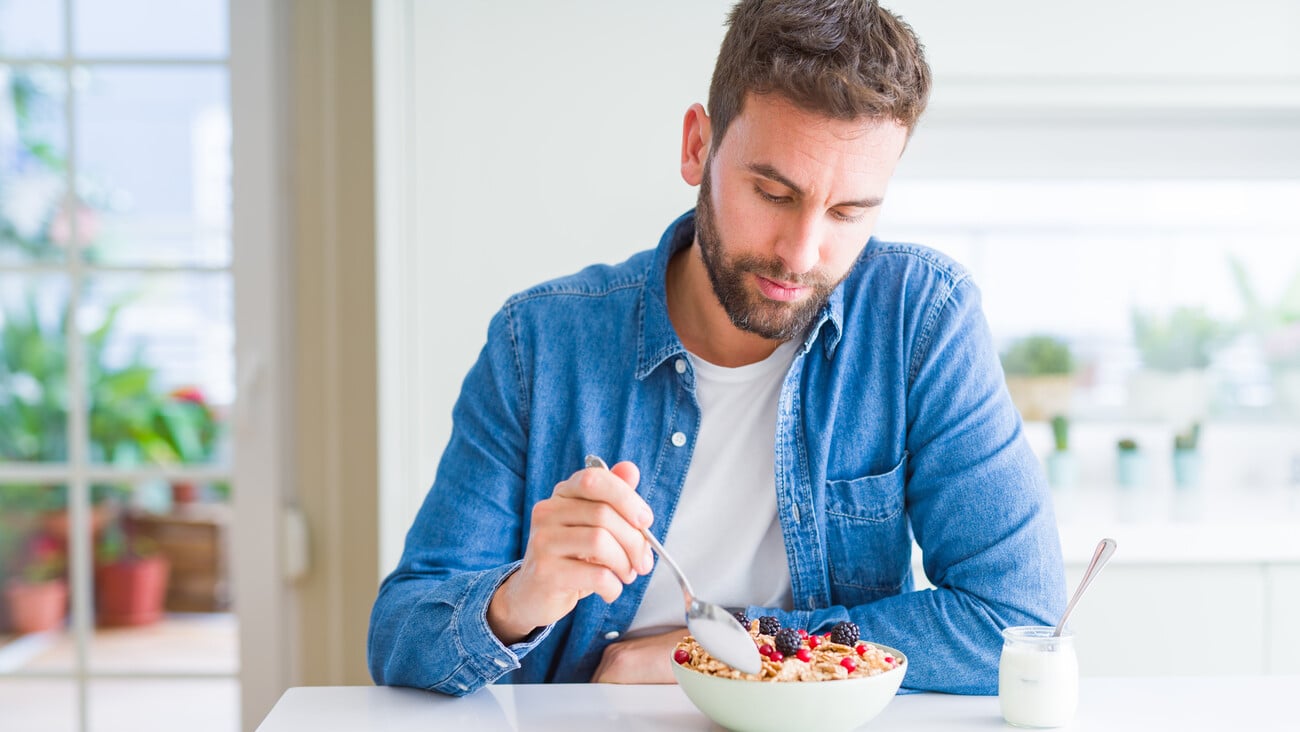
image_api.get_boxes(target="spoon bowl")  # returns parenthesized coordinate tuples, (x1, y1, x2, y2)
(585, 455, 761, 674)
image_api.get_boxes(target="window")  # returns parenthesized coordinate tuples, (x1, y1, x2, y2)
(0, 2, 238, 730)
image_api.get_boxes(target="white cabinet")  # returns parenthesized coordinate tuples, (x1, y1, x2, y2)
(1064, 563, 1268, 676)
(1267, 565, 1300, 674)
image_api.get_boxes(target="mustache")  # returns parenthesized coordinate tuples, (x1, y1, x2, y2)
(732, 255, 830, 289)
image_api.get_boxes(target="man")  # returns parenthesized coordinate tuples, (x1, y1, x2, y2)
(369, 0, 1065, 696)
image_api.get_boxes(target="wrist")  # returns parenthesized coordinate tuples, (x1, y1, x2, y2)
(487, 573, 540, 645)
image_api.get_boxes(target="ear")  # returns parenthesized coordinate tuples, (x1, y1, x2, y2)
(680, 103, 711, 187)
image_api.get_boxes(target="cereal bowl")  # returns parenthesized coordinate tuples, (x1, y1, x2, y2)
(670, 636, 907, 732)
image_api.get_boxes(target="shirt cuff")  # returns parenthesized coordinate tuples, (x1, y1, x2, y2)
(453, 561, 555, 684)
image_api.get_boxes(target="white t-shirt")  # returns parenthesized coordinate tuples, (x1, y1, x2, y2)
(626, 340, 798, 637)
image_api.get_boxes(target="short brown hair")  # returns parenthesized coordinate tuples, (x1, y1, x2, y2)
(708, 0, 931, 146)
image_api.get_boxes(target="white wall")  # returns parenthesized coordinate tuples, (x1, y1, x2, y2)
(376, 1, 1300, 572)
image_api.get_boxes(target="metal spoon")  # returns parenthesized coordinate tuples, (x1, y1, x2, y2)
(1054, 537, 1117, 637)
(584, 455, 762, 674)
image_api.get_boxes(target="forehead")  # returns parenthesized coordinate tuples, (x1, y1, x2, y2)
(715, 93, 908, 188)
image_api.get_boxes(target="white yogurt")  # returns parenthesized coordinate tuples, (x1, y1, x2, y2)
(998, 626, 1078, 728)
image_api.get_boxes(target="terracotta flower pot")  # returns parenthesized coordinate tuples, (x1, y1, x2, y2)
(3, 579, 69, 634)
(95, 556, 170, 627)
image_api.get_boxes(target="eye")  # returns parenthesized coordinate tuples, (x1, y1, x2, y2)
(830, 208, 865, 224)
(754, 185, 792, 205)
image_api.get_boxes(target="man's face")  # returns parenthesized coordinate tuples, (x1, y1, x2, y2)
(693, 94, 909, 341)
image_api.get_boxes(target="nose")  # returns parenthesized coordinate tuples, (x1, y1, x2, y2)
(773, 211, 822, 276)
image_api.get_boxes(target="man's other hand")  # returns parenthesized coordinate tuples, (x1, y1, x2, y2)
(592, 627, 688, 684)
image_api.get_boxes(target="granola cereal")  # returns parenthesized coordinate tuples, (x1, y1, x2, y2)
(673, 619, 905, 682)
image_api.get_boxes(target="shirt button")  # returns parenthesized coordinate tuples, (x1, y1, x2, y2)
(671, 432, 686, 447)
(674, 358, 686, 374)
(604, 630, 621, 640)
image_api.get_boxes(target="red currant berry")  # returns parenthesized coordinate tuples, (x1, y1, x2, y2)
(759, 644, 774, 657)
(769, 651, 784, 662)
(856, 644, 867, 656)
(807, 636, 820, 649)
(674, 649, 690, 665)
(796, 648, 812, 662)
(840, 657, 856, 672)
(884, 656, 894, 664)
(797, 629, 808, 638)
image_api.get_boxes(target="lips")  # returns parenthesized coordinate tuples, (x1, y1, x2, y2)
(755, 275, 810, 302)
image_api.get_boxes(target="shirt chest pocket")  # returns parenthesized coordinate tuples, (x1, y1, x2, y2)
(823, 453, 910, 599)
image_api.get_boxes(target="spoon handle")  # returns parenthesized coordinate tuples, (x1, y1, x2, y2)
(583, 455, 697, 601)
(1054, 537, 1117, 636)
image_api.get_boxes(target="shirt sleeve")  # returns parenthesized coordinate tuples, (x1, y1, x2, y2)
(748, 275, 1067, 695)
(368, 306, 547, 696)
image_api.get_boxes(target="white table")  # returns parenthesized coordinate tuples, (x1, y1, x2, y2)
(256, 676, 1298, 731)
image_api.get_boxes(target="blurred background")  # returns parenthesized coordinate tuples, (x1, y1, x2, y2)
(0, 1, 1297, 730)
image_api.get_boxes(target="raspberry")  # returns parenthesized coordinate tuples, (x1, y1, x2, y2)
(840, 657, 856, 672)
(830, 621, 859, 646)
(732, 610, 750, 631)
(773, 628, 802, 656)
(796, 648, 812, 662)
(673, 649, 690, 664)
(758, 616, 781, 636)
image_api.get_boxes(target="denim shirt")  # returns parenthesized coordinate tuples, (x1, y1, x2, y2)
(368, 211, 1066, 696)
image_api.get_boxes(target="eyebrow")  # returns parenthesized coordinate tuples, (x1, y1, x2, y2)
(746, 162, 883, 209)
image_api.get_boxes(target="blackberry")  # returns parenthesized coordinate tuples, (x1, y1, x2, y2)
(758, 616, 781, 636)
(830, 621, 860, 646)
(773, 628, 802, 657)
(732, 610, 750, 631)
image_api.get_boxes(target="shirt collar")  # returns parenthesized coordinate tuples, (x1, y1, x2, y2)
(635, 210, 844, 380)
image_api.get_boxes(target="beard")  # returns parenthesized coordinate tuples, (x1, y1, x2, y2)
(694, 163, 841, 342)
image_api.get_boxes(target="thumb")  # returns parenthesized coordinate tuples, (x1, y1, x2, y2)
(611, 460, 641, 491)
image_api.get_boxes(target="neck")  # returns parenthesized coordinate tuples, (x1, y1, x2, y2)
(666, 243, 785, 367)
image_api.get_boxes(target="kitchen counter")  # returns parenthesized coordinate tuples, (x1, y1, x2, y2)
(256, 676, 1297, 731)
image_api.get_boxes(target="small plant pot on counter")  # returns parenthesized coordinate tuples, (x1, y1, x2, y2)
(1046, 450, 1079, 490)
(3, 578, 68, 634)
(1172, 448, 1202, 490)
(95, 556, 170, 627)
(1115, 441, 1147, 489)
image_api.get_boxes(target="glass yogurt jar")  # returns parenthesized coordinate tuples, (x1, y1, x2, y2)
(998, 626, 1078, 728)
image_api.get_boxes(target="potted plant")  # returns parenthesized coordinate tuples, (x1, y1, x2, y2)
(1045, 414, 1078, 490)
(94, 505, 170, 627)
(1128, 307, 1226, 421)
(3, 531, 68, 634)
(1115, 437, 1146, 489)
(1229, 257, 1300, 413)
(156, 386, 221, 505)
(1000, 335, 1075, 421)
(1172, 423, 1202, 490)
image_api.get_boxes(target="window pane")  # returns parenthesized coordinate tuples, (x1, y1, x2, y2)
(1, 66, 69, 264)
(0, 678, 78, 731)
(75, 66, 230, 267)
(82, 273, 232, 466)
(74, 0, 227, 59)
(0, 482, 73, 674)
(90, 678, 238, 732)
(0, 2, 65, 58)
(878, 179, 1300, 421)
(0, 274, 69, 462)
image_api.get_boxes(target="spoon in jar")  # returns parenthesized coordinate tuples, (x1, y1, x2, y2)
(1054, 538, 1117, 637)
(584, 455, 762, 674)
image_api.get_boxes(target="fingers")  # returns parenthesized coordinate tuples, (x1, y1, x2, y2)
(553, 463, 653, 531)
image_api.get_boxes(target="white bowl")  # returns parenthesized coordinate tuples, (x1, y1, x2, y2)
(671, 644, 907, 732)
